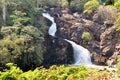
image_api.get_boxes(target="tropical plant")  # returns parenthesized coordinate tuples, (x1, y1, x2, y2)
(84, 0, 100, 13)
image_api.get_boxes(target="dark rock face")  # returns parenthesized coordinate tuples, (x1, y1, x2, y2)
(43, 6, 119, 67)
(43, 35, 74, 67)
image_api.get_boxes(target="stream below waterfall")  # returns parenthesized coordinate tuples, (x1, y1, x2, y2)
(42, 13, 92, 66)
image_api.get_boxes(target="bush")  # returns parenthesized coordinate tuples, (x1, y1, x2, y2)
(10, 10, 31, 25)
(0, 25, 45, 70)
(117, 57, 120, 74)
(84, 0, 100, 14)
(38, 0, 69, 7)
(93, 5, 117, 24)
(70, 0, 89, 12)
(116, 26, 120, 31)
(82, 32, 91, 41)
(0, 64, 112, 80)
(114, 0, 120, 9)
(116, 15, 120, 31)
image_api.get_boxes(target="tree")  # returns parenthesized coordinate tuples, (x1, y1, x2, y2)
(67, 0, 71, 6)
(2, 0, 6, 25)
(0, 25, 45, 71)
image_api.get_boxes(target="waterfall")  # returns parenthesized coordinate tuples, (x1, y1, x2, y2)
(42, 13, 57, 37)
(42, 12, 92, 66)
(64, 39, 92, 65)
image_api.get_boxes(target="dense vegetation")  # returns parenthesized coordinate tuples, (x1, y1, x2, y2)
(0, 63, 112, 80)
(0, 0, 120, 79)
(0, 0, 48, 70)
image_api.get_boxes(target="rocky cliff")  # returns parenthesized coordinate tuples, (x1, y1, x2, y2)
(43, 6, 119, 67)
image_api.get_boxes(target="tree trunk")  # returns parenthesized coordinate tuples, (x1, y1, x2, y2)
(2, 0, 6, 25)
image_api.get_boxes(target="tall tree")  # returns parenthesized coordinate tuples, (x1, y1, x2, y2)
(2, 0, 6, 25)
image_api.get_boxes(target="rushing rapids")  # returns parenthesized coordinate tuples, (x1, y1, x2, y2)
(42, 13, 92, 66)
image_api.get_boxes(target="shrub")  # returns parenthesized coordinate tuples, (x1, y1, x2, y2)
(82, 31, 91, 41)
(117, 57, 120, 74)
(0, 63, 23, 80)
(0, 38, 23, 65)
(116, 15, 120, 31)
(116, 26, 120, 31)
(0, 25, 45, 70)
(114, 0, 120, 9)
(10, 10, 31, 25)
(0, 64, 112, 80)
(93, 5, 117, 24)
(70, 0, 89, 12)
(84, 0, 100, 14)
(38, 0, 69, 7)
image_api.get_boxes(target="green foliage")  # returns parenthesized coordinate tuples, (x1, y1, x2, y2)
(0, 25, 45, 70)
(58, 0, 69, 7)
(10, 10, 31, 25)
(0, 38, 22, 65)
(117, 57, 120, 74)
(82, 32, 91, 41)
(105, 0, 115, 5)
(93, 5, 117, 24)
(116, 26, 120, 31)
(0, 64, 111, 80)
(0, 0, 43, 26)
(0, 63, 23, 80)
(70, 0, 89, 11)
(115, 14, 120, 31)
(84, 0, 100, 13)
(114, 0, 120, 9)
(38, 0, 69, 7)
(114, 0, 120, 31)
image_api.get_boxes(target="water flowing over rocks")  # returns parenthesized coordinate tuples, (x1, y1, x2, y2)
(43, 12, 92, 67)
(43, 7, 120, 67)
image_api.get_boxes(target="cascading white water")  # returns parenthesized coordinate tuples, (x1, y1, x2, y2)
(42, 12, 92, 66)
(42, 13, 57, 37)
(64, 39, 92, 65)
